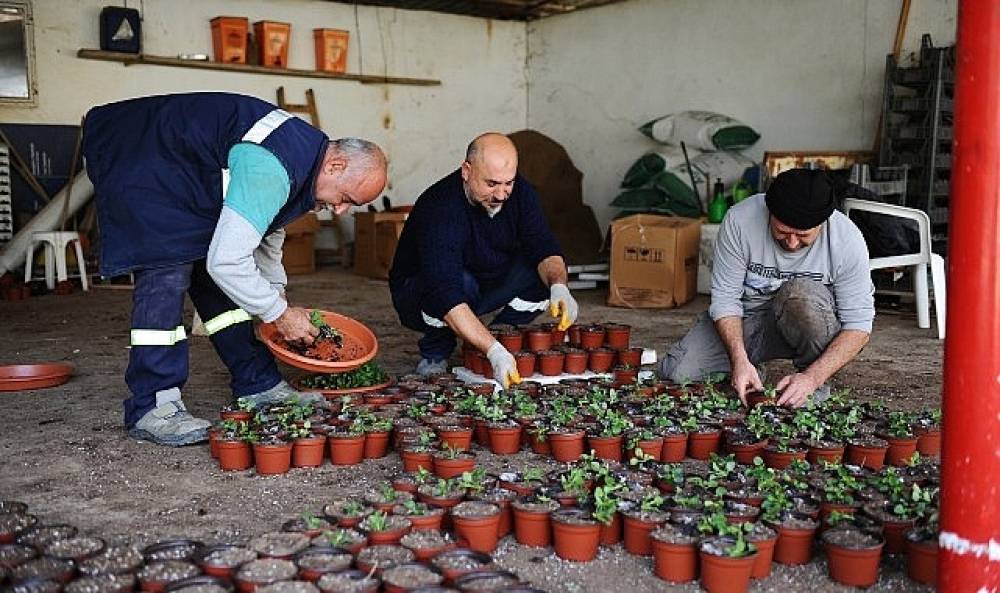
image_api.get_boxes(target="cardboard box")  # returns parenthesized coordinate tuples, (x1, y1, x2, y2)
(282, 212, 320, 275)
(607, 214, 701, 308)
(354, 211, 408, 279)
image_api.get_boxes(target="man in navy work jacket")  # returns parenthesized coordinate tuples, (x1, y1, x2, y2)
(389, 132, 578, 388)
(83, 92, 387, 446)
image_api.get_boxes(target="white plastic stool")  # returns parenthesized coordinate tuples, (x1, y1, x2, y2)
(24, 231, 89, 291)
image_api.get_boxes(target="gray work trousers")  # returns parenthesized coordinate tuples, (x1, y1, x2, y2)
(659, 278, 841, 383)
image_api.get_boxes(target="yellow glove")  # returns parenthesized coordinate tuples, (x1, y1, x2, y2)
(549, 283, 578, 331)
(486, 342, 521, 389)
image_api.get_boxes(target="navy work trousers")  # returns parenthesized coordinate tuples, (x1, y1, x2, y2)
(392, 256, 549, 361)
(124, 261, 281, 426)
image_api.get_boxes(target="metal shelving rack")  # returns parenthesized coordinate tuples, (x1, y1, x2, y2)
(878, 34, 954, 253)
(0, 143, 12, 245)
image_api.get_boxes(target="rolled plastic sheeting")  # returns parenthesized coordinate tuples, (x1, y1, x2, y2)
(0, 170, 94, 276)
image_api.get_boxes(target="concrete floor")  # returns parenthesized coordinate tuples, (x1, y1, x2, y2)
(0, 266, 942, 592)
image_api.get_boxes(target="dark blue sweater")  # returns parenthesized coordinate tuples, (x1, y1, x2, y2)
(389, 169, 562, 319)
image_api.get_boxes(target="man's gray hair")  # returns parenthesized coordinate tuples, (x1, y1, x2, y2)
(329, 137, 386, 175)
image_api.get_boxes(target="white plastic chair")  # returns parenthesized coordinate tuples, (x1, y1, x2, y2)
(23, 230, 89, 291)
(842, 198, 945, 339)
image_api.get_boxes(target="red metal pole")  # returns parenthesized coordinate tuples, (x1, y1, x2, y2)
(939, 0, 1000, 589)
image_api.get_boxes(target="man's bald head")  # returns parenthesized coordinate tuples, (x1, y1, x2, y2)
(465, 133, 517, 167)
(461, 133, 518, 217)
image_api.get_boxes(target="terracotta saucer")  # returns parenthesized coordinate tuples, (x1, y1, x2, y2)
(259, 310, 378, 373)
(0, 363, 74, 391)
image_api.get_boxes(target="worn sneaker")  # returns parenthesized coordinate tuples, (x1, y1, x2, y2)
(415, 358, 448, 376)
(128, 401, 211, 447)
(238, 380, 321, 409)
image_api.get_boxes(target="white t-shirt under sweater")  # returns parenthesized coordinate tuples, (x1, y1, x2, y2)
(709, 194, 875, 333)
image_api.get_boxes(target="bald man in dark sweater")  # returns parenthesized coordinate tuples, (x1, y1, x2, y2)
(389, 133, 578, 388)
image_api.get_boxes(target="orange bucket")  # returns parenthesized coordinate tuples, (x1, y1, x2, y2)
(210, 16, 248, 64)
(313, 28, 349, 73)
(254, 21, 291, 67)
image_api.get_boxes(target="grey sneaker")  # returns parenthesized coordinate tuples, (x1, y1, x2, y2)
(415, 358, 448, 376)
(238, 380, 321, 409)
(128, 401, 211, 446)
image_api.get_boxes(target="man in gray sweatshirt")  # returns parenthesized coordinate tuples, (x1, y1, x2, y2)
(659, 169, 874, 407)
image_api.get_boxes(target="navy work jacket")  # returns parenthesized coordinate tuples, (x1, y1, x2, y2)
(83, 92, 327, 276)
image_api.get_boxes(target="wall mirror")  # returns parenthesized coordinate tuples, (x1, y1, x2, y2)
(0, 0, 36, 105)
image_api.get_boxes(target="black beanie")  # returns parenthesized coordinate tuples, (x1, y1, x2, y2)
(765, 169, 836, 230)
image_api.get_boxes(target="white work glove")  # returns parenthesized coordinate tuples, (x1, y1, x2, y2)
(486, 341, 521, 390)
(549, 283, 579, 331)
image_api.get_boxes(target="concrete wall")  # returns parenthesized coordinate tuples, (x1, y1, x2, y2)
(525, 0, 958, 231)
(0, 0, 528, 214)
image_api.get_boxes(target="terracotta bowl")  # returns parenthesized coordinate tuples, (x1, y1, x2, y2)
(259, 310, 378, 373)
(0, 363, 74, 391)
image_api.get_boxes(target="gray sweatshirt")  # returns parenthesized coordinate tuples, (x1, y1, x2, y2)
(709, 194, 875, 333)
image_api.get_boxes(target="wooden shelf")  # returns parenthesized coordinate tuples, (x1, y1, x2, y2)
(77, 49, 440, 87)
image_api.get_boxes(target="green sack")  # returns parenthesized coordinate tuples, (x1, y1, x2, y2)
(621, 147, 697, 188)
(611, 187, 668, 209)
(639, 110, 760, 151)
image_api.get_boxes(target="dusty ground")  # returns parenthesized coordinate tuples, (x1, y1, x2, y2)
(0, 267, 942, 592)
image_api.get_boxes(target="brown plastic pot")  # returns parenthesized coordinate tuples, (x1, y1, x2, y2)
(726, 440, 767, 465)
(400, 511, 444, 532)
(762, 448, 807, 470)
(487, 425, 522, 455)
(364, 431, 390, 459)
(587, 435, 623, 462)
(906, 536, 938, 586)
(772, 523, 817, 565)
(699, 550, 756, 593)
(623, 514, 666, 556)
(433, 455, 475, 479)
(749, 534, 776, 579)
(825, 539, 883, 587)
(915, 427, 941, 457)
(651, 538, 697, 583)
(566, 324, 582, 346)
(551, 512, 601, 562)
(562, 350, 588, 374)
(617, 347, 643, 367)
(437, 427, 473, 452)
(497, 332, 523, 353)
(602, 324, 630, 349)
(537, 351, 565, 376)
(885, 436, 919, 466)
(549, 430, 586, 463)
(329, 434, 366, 465)
(661, 433, 689, 462)
(220, 409, 252, 422)
(585, 513, 611, 548)
(612, 366, 638, 385)
(218, 440, 253, 471)
(806, 444, 844, 465)
(452, 513, 500, 553)
(293, 436, 327, 468)
(401, 450, 433, 473)
(687, 429, 722, 460)
(525, 330, 552, 353)
(254, 442, 293, 475)
(208, 428, 221, 459)
(579, 327, 606, 350)
(512, 506, 552, 547)
(514, 352, 536, 378)
(587, 348, 615, 373)
(881, 516, 915, 555)
(634, 436, 664, 461)
(527, 429, 551, 456)
(845, 442, 888, 470)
